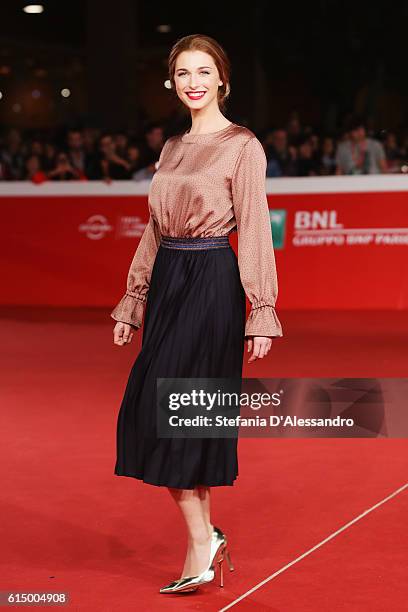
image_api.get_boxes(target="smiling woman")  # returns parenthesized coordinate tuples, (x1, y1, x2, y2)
(110, 33, 282, 596)
(168, 34, 231, 116)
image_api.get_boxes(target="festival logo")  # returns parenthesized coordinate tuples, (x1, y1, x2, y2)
(78, 215, 113, 240)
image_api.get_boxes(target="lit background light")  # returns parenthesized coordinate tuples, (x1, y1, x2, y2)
(157, 24, 171, 33)
(61, 88, 71, 98)
(23, 4, 44, 14)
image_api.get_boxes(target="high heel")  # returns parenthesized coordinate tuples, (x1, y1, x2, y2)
(159, 525, 234, 594)
(215, 541, 234, 588)
(158, 571, 213, 594)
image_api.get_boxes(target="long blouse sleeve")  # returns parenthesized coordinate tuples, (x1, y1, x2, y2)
(110, 213, 161, 328)
(231, 136, 283, 339)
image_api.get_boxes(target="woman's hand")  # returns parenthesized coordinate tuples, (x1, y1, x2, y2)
(113, 322, 134, 346)
(247, 336, 272, 362)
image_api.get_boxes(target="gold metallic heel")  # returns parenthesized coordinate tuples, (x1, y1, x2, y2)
(218, 554, 224, 587)
(159, 572, 212, 594)
(216, 545, 234, 587)
(159, 525, 234, 594)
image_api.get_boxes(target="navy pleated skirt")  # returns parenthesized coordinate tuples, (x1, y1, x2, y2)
(114, 233, 246, 488)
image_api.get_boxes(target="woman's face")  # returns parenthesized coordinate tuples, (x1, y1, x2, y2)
(174, 50, 222, 111)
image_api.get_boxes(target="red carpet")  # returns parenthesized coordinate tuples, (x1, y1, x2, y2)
(1, 307, 407, 611)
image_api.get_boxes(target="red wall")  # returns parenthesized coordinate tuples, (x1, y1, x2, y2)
(1, 177, 407, 310)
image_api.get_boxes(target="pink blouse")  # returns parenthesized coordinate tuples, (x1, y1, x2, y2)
(111, 122, 283, 339)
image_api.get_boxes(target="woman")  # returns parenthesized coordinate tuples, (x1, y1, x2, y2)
(111, 34, 283, 594)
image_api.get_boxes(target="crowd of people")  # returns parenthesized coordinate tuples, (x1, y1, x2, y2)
(0, 124, 165, 183)
(263, 117, 407, 177)
(1, 116, 407, 183)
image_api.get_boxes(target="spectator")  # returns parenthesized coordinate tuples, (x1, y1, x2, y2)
(87, 133, 132, 180)
(383, 132, 405, 173)
(66, 129, 96, 178)
(127, 143, 143, 176)
(296, 139, 319, 176)
(82, 127, 99, 154)
(307, 133, 320, 157)
(23, 154, 48, 184)
(265, 129, 297, 177)
(318, 137, 337, 175)
(335, 119, 387, 174)
(0, 158, 12, 180)
(30, 139, 44, 158)
(287, 114, 303, 146)
(47, 151, 85, 181)
(138, 123, 165, 168)
(43, 142, 57, 172)
(114, 132, 129, 158)
(1, 128, 25, 179)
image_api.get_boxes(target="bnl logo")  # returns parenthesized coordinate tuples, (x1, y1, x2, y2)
(269, 209, 286, 249)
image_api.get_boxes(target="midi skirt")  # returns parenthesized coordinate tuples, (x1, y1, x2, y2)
(114, 233, 246, 489)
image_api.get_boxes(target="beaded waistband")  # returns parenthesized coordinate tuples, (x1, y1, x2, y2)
(160, 234, 231, 250)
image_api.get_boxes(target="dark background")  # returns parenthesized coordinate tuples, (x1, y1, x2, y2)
(1, 0, 407, 134)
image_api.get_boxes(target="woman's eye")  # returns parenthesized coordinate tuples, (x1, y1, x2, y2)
(178, 71, 210, 76)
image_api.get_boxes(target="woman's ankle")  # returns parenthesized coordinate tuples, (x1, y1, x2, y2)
(189, 529, 212, 546)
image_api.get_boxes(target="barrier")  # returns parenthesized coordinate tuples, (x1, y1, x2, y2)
(1, 176, 407, 309)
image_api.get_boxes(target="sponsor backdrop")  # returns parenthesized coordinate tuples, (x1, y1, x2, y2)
(1, 176, 407, 310)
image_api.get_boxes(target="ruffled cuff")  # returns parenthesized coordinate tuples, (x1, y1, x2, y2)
(244, 301, 283, 338)
(110, 292, 146, 329)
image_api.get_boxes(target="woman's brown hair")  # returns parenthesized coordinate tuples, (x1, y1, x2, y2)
(168, 34, 231, 113)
